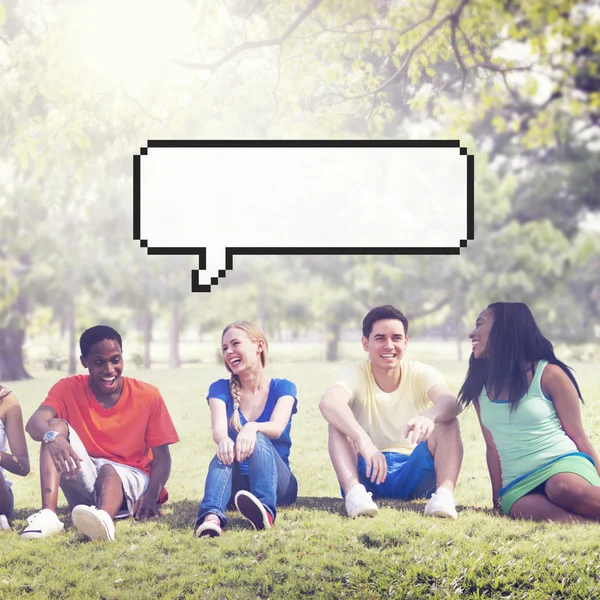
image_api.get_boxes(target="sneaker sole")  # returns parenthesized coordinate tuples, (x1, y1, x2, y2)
(21, 523, 64, 539)
(425, 509, 458, 520)
(235, 493, 271, 530)
(348, 507, 379, 518)
(195, 523, 222, 538)
(72, 507, 114, 541)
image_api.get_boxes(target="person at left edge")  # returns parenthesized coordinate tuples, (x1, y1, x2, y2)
(22, 325, 179, 541)
(0, 385, 30, 531)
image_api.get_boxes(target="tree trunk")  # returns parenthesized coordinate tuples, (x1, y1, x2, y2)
(0, 295, 32, 381)
(455, 311, 463, 362)
(257, 282, 267, 331)
(142, 308, 153, 369)
(169, 300, 181, 369)
(325, 321, 341, 362)
(67, 296, 77, 376)
(456, 333, 463, 362)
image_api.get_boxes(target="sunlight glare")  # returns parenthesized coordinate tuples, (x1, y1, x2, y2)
(61, 0, 189, 88)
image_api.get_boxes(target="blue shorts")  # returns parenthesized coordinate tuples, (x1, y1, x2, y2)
(357, 441, 436, 500)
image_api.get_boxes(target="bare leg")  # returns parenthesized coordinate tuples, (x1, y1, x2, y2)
(40, 418, 70, 511)
(327, 424, 360, 495)
(426, 418, 463, 493)
(544, 473, 600, 520)
(510, 492, 591, 523)
(95, 465, 125, 518)
(0, 477, 12, 515)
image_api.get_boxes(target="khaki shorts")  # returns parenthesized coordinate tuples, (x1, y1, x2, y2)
(59, 423, 149, 519)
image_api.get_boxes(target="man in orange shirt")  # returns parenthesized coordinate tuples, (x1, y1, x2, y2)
(22, 325, 179, 541)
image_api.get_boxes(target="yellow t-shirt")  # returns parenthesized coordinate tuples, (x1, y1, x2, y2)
(334, 359, 446, 454)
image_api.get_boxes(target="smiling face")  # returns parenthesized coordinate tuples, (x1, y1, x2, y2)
(469, 308, 495, 359)
(81, 338, 124, 398)
(362, 319, 408, 369)
(221, 327, 265, 376)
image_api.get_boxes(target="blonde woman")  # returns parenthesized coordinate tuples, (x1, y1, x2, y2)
(195, 321, 298, 537)
(0, 386, 30, 530)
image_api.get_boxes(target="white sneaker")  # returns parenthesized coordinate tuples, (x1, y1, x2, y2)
(21, 509, 65, 539)
(195, 519, 222, 538)
(71, 505, 115, 541)
(0, 515, 10, 531)
(345, 484, 379, 518)
(424, 491, 458, 519)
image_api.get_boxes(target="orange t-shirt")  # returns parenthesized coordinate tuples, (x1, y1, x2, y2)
(41, 375, 179, 476)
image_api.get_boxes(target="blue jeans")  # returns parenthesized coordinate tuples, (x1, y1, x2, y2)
(196, 432, 298, 528)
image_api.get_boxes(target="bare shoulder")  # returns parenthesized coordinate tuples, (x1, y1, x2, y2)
(0, 390, 19, 409)
(541, 362, 579, 399)
(541, 363, 571, 385)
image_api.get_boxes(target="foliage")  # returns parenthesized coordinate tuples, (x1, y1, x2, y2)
(0, 0, 599, 377)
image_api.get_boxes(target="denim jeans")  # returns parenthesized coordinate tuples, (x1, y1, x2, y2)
(196, 432, 298, 527)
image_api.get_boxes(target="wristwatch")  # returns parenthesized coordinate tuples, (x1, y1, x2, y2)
(42, 430, 62, 443)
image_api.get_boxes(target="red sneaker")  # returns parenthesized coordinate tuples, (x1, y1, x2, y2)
(234, 491, 273, 530)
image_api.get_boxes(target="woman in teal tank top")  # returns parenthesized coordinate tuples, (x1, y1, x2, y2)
(458, 302, 600, 522)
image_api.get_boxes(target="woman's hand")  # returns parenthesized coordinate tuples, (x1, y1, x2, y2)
(235, 422, 259, 462)
(216, 438, 235, 465)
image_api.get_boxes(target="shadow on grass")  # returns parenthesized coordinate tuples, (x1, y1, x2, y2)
(295, 496, 500, 518)
(10, 498, 501, 538)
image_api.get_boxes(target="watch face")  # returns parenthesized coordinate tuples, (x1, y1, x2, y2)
(43, 431, 57, 443)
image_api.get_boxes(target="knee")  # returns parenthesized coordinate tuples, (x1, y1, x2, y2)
(545, 477, 577, 505)
(96, 463, 119, 483)
(251, 432, 270, 449)
(427, 418, 463, 454)
(248, 432, 270, 457)
(327, 423, 346, 441)
(431, 418, 462, 441)
(210, 455, 233, 469)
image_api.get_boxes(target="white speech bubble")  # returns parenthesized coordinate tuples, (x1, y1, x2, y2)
(134, 141, 474, 292)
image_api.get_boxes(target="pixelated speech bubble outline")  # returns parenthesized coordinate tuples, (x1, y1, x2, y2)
(133, 140, 474, 293)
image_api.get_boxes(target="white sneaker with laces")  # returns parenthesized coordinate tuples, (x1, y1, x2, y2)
(424, 490, 458, 519)
(21, 509, 65, 539)
(345, 484, 379, 518)
(71, 505, 115, 541)
(0, 515, 10, 531)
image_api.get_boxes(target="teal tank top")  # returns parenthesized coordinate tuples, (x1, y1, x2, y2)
(478, 360, 577, 487)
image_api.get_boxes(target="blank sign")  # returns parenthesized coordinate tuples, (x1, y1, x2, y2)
(134, 140, 474, 292)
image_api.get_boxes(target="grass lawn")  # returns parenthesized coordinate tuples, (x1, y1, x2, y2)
(2, 344, 600, 599)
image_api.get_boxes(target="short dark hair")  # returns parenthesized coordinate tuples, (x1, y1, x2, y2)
(79, 325, 123, 357)
(362, 305, 409, 338)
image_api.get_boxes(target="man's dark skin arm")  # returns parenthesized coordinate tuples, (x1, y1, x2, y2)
(132, 444, 172, 520)
(25, 406, 81, 477)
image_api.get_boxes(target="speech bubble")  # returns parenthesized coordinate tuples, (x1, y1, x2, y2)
(133, 140, 474, 292)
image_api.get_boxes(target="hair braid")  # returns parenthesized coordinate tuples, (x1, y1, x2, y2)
(229, 374, 243, 432)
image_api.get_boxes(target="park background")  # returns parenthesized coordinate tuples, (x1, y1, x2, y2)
(2, 0, 600, 598)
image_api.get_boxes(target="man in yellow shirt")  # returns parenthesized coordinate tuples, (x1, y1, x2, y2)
(319, 305, 463, 519)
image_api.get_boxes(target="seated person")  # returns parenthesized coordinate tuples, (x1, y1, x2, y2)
(461, 302, 600, 521)
(319, 305, 463, 519)
(195, 320, 298, 537)
(0, 386, 30, 530)
(22, 325, 179, 541)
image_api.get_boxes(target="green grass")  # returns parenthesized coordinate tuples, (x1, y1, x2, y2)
(2, 347, 600, 599)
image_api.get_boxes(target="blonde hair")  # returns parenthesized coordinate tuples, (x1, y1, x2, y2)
(222, 321, 269, 432)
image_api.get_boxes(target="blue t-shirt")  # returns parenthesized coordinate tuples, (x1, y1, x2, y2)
(207, 378, 298, 474)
